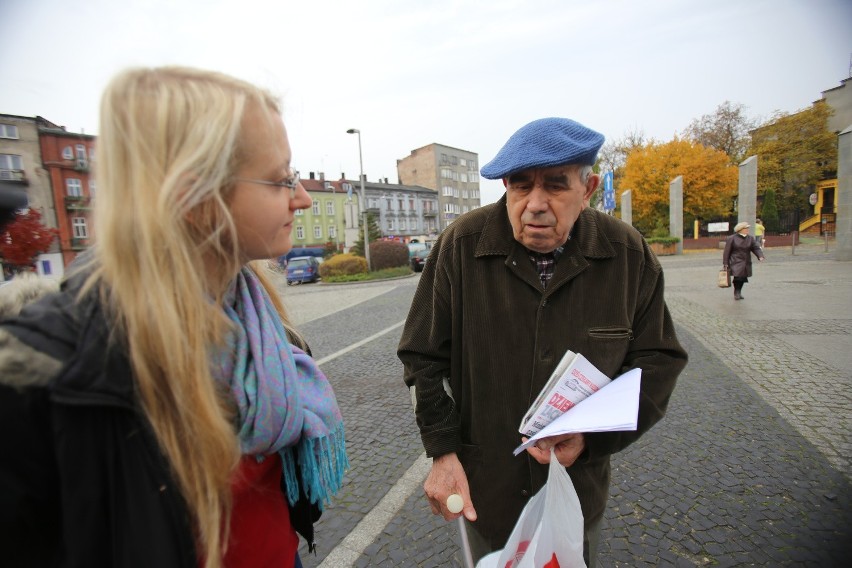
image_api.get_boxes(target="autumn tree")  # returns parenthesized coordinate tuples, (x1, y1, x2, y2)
(683, 101, 757, 165)
(0, 208, 59, 272)
(619, 138, 738, 235)
(747, 101, 836, 213)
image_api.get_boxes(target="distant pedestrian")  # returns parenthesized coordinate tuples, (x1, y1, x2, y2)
(723, 221, 765, 300)
(0, 66, 348, 568)
(755, 218, 765, 248)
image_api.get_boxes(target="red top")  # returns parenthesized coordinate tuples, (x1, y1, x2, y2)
(203, 453, 298, 568)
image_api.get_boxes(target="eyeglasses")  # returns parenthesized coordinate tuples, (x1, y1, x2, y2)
(235, 171, 300, 197)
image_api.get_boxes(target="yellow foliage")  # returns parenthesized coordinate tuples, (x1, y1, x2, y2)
(619, 138, 738, 234)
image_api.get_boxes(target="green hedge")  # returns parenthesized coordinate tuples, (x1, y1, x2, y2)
(646, 236, 681, 245)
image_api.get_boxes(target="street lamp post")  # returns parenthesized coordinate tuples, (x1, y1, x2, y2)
(346, 128, 371, 271)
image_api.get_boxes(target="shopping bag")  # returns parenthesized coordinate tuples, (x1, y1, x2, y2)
(476, 450, 585, 568)
(717, 268, 731, 288)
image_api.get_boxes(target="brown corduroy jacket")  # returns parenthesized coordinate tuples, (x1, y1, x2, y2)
(398, 196, 688, 548)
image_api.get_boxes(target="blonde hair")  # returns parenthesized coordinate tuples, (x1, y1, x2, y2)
(83, 66, 301, 567)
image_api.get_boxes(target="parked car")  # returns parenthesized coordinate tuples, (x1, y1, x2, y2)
(286, 256, 321, 285)
(407, 242, 431, 273)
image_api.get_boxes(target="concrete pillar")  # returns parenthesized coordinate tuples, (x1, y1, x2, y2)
(621, 189, 632, 226)
(738, 156, 758, 235)
(836, 125, 852, 261)
(669, 176, 683, 255)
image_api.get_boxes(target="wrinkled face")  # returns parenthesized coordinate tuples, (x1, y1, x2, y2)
(229, 107, 312, 261)
(504, 165, 599, 252)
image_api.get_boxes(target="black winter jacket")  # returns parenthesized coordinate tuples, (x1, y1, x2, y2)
(0, 276, 198, 567)
(0, 274, 319, 567)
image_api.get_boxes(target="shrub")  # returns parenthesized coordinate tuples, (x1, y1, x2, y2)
(318, 253, 367, 278)
(646, 236, 681, 245)
(369, 240, 409, 271)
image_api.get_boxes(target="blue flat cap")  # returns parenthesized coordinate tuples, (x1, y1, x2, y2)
(480, 117, 605, 179)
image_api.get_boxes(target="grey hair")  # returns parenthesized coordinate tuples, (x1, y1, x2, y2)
(578, 165, 593, 183)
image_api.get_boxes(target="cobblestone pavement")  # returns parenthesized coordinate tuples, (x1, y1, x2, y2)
(278, 243, 852, 567)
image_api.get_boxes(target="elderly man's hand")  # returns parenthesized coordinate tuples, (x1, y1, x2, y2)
(524, 433, 585, 467)
(424, 453, 478, 522)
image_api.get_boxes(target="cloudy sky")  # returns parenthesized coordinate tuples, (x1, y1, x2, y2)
(1, 0, 850, 204)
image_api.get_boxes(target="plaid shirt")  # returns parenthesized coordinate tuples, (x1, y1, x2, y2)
(527, 245, 564, 289)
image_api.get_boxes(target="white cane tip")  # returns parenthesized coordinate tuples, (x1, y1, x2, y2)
(447, 493, 464, 514)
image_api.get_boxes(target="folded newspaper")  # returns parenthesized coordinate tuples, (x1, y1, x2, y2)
(519, 349, 611, 438)
(514, 350, 642, 456)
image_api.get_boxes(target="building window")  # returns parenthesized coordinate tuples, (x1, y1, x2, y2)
(400, 219, 407, 231)
(62, 146, 74, 159)
(313, 225, 322, 239)
(459, 158, 467, 167)
(444, 203, 453, 213)
(88, 180, 96, 196)
(442, 186, 453, 196)
(72, 217, 88, 238)
(66, 178, 83, 196)
(295, 225, 305, 239)
(451, 156, 458, 165)
(295, 209, 303, 216)
(440, 153, 448, 165)
(387, 219, 395, 231)
(312, 200, 321, 215)
(463, 206, 470, 214)
(0, 154, 23, 180)
(453, 188, 460, 198)
(75, 144, 87, 159)
(0, 124, 19, 139)
(325, 200, 335, 215)
(328, 225, 337, 239)
(469, 172, 479, 181)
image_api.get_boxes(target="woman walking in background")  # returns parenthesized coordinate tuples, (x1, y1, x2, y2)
(723, 221, 765, 300)
(0, 67, 348, 568)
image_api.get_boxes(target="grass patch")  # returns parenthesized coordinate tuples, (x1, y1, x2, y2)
(322, 266, 413, 283)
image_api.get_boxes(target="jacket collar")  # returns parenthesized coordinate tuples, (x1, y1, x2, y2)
(475, 195, 616, 261)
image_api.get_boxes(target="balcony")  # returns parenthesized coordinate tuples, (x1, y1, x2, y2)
(0, 169, 28, 185)
(74, 159, 90, 172)
(65, 195, 91, 210)
(422, 210, 437, 217)
(70, 237, 89, 251)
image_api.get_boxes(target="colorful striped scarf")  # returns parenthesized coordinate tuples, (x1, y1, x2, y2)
(213, 267, 348, 507)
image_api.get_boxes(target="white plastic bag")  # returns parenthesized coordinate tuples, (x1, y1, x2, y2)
(477, 450, 586, 568)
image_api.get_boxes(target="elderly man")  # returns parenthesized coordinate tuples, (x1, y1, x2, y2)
(397, 117, 688, 565)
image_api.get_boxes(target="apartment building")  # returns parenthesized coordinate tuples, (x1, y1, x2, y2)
(396, 143, 480, 231)
(295, 172, 359, 252)
(342, 176, 439, 242)
(39, 124, 96, 269)
(0, 114, 65, 276)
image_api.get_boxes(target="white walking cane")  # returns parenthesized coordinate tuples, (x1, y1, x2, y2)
(458, 517, 475, 568)
(449, 494, 475, 568)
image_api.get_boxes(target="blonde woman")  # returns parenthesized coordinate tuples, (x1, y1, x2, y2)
(0, 67, 348, 568)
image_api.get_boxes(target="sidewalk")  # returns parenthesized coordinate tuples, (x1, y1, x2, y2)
(592, 242, 852, 566)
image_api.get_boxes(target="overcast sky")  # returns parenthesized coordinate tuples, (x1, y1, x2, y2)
(2, 0, 850, 204)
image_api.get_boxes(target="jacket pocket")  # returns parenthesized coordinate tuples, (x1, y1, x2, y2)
(588, 327, 633, 341)
(586, 327, 633, 376)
